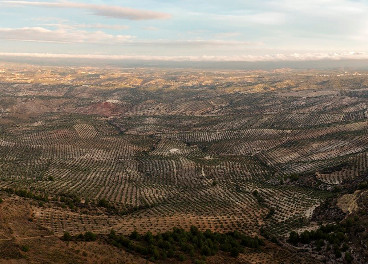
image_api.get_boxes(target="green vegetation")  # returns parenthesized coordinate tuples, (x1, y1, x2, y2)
(98, 198, 110, 208)
(1, 67, 368, 263)
(59, 193, 81, 209)
(288, 223, 348, 246)
(358, 181, 368, 190)
(106, 226, 263, 262)
(62, 231, 97, 242)
(319, 162, 349, 174)
(286, 174, 299, 182)
(287, 218, 362, 260)
(265, 208, 275, 219)
(252, 190, 265, 205)
(3, 188, 48, 202)
(20, 245, 30, 252)
(62, 232, 72, 241)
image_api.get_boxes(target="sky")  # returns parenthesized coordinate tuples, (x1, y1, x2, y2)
(1, 0, 368, 61)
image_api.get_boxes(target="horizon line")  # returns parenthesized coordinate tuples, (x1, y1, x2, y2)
(1, 52, 368, 62)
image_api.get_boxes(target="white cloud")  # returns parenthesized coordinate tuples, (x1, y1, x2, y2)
(205, 12, 286, 26)
(1, 1, 171, 20)
(42, 23, 129, 30)
(0, 27, 133, 43)
(0, 51, 366, 62)
(0, 26, 258, 47)
(214, 32, 241, 39)
(269, 0, 366, 15)
(79, 24, 129, 30)
(2, 0, 368, 56)
(132, 39, 258, 47)
(266, 0, 368, 39)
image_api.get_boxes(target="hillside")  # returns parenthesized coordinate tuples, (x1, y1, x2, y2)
(0, 65, 367, 263)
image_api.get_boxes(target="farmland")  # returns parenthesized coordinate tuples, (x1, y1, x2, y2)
(0, 64, 367, 263)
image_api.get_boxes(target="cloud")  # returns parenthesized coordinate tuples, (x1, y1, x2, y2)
(266, 0, 368, 39)
(0, 51, 367, 62)
(0, 27, 257, 47)
(204, 12, 286, 26)
(130, 39, 259, 47)
(0, 27, 133, 44)
(78, 24, 129, 30)
(214, 32, 241, 39)
(269, 0, 366, 15)
(42, 23, 129, 30)
(1, 1, 171, 20)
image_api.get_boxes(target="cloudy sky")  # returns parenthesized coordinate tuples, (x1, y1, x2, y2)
(1, 0, 368, 61)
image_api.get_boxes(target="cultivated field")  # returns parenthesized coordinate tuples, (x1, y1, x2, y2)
(0, 65, 367, 262)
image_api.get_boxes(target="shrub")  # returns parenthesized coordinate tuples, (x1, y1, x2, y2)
(98, 198, 109, 208)
(287, 231, 299, 245)
(161, 250, 167, 260)
(334, 246, 342, 258)
(289, 174, 299, 182)
(190, 226, 200, 236)
(357, 181, 368, 190)
(265, 208, 275, 219)
(345, 252, 353, 263)
(200, 245, 211, 256)
(270, 237, 278, 244)
(167, 248, 175, 258)
(129, 230, 139, 240)
(230, 246, 241, 257)
(177, 254, 186, 261)
(20, 245, 29, 252)
(62, 232, 72, 241)
(84, 231, 97, 241)
(106, 227, 263, 261)
(144, 231, 154, 244)
(150, 246, 160, 260)
(109, 229, 117, 240)
(300, 231, 311, 244)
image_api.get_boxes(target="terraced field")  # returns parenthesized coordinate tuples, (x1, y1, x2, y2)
(0, 66, 367, 242)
